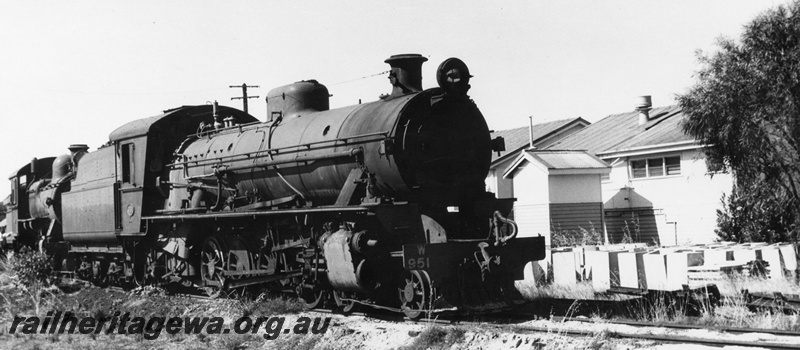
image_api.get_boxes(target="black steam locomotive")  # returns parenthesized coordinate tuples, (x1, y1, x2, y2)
(3, 54, 545, 317)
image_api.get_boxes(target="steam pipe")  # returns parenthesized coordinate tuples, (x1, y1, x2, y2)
(218, 148, 363, 173)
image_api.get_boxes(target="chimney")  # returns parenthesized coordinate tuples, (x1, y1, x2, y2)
(213, 100, 223, 130)
(636, 95, 652, 125)
(528, 116, 536, 149)
(384, 54, 428, 97)
(68, 144, 89, 169)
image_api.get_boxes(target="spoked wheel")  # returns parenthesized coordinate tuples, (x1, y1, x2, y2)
(398, 270, 433, 320)
(201, 238, 227, 298)
(332, 290, 358, 314)
(76, 257, 92, 281)
(298, 285, 327, 309)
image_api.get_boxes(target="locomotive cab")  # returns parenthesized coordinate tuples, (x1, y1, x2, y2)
(6, 157, 58, 250)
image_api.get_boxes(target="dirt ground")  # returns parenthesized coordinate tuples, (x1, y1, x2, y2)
(2, 266, 800, 350)
(3, 285, 798, 349)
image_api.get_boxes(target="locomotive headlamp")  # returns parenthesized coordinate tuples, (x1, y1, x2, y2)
(436, 58, 472, 95)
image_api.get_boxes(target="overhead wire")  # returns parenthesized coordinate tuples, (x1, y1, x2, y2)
(329, 70, 390, 86)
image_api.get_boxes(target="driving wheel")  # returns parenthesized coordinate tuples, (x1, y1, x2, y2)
(201, 237, 227, 298)
(398, 270, 432, 319)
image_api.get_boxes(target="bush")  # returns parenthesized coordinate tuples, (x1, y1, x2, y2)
(10, 246, 55, 287)
(715, 188, 799, 243)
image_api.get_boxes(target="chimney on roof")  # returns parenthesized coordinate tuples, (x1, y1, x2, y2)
(636, 95, 652, 126)
(528, 116, 536, 149)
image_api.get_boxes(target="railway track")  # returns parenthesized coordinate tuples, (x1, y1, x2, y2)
(85, 281, 800, 348)
(412, 314, 800, 349)
(303, 303, 800, 349)
(552, 316, 800, 337)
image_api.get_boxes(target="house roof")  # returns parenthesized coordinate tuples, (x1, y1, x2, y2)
(503, 150, 610, 178)
(490, 117, 588, 164)
(546, 105, 696, 157)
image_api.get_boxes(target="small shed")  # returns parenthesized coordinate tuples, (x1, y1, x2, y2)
(503, 150, 611, 246)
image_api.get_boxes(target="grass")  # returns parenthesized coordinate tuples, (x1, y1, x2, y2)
(516, 280, 628, 301)
(0, 249, 314, 350)
(237, 293, 305, 318)
(615, 273, 800, 331)
(697, 296, 800, 330)
(715, 273, 800, 296)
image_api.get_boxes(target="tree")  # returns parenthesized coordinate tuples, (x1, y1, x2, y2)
(679, 1, 800, 242)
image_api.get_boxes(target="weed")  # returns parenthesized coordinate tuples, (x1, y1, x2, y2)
(0, 251, 13, 272)
(545, 300, 589, 349)
(551, 222, 604, 248)
(8, 247, 56, 287)
(620, 221, 634, 244)
(402, 325, 465, 350)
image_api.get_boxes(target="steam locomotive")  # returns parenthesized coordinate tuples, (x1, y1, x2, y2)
(3, 54, 545, 317)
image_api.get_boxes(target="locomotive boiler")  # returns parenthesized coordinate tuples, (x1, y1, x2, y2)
(4, 54, 545, 317)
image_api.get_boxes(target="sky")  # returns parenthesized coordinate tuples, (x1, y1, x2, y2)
(0, 0, 789, 200)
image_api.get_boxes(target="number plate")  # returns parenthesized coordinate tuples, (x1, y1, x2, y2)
(403, 244, 432, 270)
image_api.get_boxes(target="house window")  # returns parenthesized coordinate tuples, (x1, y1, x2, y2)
(631, 160, 647, 178)
(665, 156, 681, 175)
(631, 156, 680, 178)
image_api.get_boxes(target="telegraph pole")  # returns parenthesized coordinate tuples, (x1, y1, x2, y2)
(230, 83, 259, 114)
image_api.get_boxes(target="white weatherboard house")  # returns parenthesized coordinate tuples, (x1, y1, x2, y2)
(547, 101, 733, 245)
(486, 118, 589, 199)
(502, 150, 611, 246)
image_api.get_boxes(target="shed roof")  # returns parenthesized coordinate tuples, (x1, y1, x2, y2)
(503, 149, 610, 178)
(546, 105, 696, 156)
(529, 150, 611, 170)
(490, 117, 588, 164)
